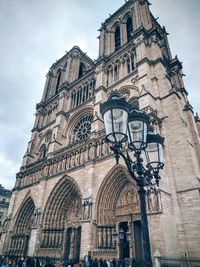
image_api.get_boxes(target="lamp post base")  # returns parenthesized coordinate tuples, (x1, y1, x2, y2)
(138, 185, 153, 267)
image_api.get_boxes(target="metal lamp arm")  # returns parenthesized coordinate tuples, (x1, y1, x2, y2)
(117, 150, 140, 184)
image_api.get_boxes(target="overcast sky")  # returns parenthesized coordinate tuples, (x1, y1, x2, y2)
(0, 0, 200, 190)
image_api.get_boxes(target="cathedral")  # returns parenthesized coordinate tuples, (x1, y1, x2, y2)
(1, 0, 200, 263)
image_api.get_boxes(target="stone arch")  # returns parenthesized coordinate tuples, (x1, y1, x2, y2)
(42, 175, 82, 230)
(110, 20, 121, 32)
(55, 68, 62, 94)
(63, 106, 94, 144)
(118, 85, 139, 100)
(121, 11, 133, 24)
(39, 176, 83, 258)
(109, 20, 122, 52)
(34, 128, 53, 157)
(94, 165, 140, 253)
(9, 195, 35, 256)
(95, 165, 138, 225)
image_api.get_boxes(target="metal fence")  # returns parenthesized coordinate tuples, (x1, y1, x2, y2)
(159, 257, 200, 267)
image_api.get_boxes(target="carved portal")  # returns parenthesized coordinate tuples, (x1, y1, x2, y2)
(9, 197, 35, 257)
(39, 176, 82, 260)
(95, 166, 140, 258)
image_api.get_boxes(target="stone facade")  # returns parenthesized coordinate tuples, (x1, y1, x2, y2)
(1, 0, 200, 262)
(0, 185, 12, 249)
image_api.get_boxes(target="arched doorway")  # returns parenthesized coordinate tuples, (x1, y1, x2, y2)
(95, 165, 143, 261)
(9, 196, 35, 257)
(40, 176, 82, 261)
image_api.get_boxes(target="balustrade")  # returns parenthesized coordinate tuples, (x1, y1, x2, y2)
(71, 78, 96, 109)
(41, 229, 63, 248)
(16, 137, 112, 189)
(97, 225, 114, 249)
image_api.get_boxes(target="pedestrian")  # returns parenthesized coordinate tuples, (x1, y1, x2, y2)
(92, 258, 98, 267)
(110, 258, 116, 267)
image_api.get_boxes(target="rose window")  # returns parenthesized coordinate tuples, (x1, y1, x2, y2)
(74, 115, 93, 141)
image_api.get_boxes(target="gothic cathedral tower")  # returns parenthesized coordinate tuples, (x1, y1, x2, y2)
(1, 0, 200, 262)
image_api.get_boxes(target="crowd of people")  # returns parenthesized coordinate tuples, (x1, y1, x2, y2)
(0, 257, 138, 267)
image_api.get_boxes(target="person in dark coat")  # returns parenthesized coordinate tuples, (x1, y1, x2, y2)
(92, 258, 98, 267)
(111, 258, 117, 267)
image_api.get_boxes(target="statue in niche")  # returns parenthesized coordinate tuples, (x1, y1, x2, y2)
(147, 189, 153, 211)
(80, 148, 85, 164)
(32, 208, 41, 228)
(3, 215, 11, 230)
(82, 198, 91, 220)
(75, 151, 80, 166)
(102, 140, 106, 156)
(70, 153, 75, 167)
(119, 197, 123, 206)
(88, 143, 94, 160)
(154, 188, 161, 211)
(147, 188, 161, 212)
(127, 190, 132, 204)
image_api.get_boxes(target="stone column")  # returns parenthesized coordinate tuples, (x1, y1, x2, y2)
(69, 228, 75, 259)
(80, 222, 94, 258)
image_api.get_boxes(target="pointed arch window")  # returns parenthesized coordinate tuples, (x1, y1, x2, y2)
(126, 17, 133, 42)
(131, 51, 135, 71)
(114, 65, 119, 82)
(115, 26, 121, 51)
(127, 58, 131, 74)
(55, 70, 61, 94)
(71, 78, 96, 108)
(78, 62, 86, 79)
(39, 144, 47, 159)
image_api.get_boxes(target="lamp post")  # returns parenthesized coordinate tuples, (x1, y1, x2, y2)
(112, 228, 131, 260)
(100, 92, 164, 267)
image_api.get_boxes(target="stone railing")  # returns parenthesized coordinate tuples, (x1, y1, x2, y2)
(15, 132, 112, 190)
(40, 229, 64, 248)
(92, 250, 117, 260)
(96, 225, 115, 250)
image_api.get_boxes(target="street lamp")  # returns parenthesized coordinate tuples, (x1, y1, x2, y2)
(119, 229, 125, 260)
(100, 92, 164, 267)
(112, 228, 131, 259)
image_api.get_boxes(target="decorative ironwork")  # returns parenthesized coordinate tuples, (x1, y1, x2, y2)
(100, 92, 165, 267)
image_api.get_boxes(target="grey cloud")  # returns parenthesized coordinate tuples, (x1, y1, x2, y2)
(0, 0, 199, 189)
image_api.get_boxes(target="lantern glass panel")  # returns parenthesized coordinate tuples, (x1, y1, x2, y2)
(119, 229, 125, 240)
(145, 142, 164, 169)
(128, 120, 147, 150)
(126, 231, 131, 242)
(104, 108, 128, 143)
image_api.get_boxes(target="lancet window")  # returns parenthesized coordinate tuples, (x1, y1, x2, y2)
(124, 51, 135, 74)
(55, 70, 61, 94)
(106, 50, 135, 86)
(39, 144, 47, 159)
(114, 65, 119, 82)
(78, 62, 85, 79)
(71, 78, 95, 109)
(126, 17, 133, 42)
(115, 26, 121, 51)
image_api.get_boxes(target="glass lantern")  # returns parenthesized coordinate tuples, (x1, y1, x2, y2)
(145, 133, 164, 170)
(126, 229, 131, 242)
(119, 229, 125, 241)
(127, 108, 149, 151)
(100, 92, 130, 144)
